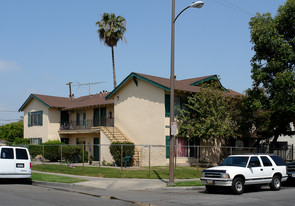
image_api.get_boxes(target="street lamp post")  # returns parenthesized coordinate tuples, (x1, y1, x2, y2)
(168, 0, 204, 185)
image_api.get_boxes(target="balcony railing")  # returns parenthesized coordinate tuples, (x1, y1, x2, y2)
(60, 119, 114, 131)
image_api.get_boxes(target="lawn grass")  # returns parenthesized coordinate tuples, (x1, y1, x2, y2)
(32, 172, 88, 183)
(32, 164, 203, 179)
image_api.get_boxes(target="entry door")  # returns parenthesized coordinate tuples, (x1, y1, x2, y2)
(100, 107, 106, 126)
(245, 156, 265, 184)
(93, 138, 100, 161)
(93, 108, 100, 126)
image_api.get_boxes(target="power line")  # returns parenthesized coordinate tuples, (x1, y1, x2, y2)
(0, 119, 22, 122)
(211, 0, 255, 16)
(0, 110, 18, 112)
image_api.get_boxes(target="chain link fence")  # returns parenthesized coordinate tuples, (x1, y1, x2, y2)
(24, 143, 294, 169)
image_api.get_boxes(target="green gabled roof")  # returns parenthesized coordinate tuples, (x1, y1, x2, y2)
(105, 72, 241, 100)
(18, 94, 51, 112)
(190, 75, 227, 91)
(105, 72, 170, 100)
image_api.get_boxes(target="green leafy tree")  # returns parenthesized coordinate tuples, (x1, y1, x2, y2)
(248, 0, 295, 144)
(0, 120, 24, 143)
(177, 83, 240, 145)
(96, 13, 127, 88)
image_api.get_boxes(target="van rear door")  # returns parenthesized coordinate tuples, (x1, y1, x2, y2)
(0, 147, 15, 174)
(15, 148, 30, 174)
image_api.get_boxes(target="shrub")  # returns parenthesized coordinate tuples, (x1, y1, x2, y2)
(28, 145, 43, 158)
(12, 137, 30, 145)
(109, 142, 135, 166)
(80, 150, 89, 163)
(61, 145, 89, 163)
(61, 145, 81, 163)
(42, 140, 62, 162)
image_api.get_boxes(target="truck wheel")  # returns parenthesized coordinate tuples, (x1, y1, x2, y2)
(270, 175, 281, 191)
(232, 177, 244, 194)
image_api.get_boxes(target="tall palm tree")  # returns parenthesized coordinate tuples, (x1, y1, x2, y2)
(96, 13, 126, 89)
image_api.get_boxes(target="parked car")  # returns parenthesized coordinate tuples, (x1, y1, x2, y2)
(201, 154, 287, 194)
(286, 161, 295, 180)
(0, 146, 31, 179)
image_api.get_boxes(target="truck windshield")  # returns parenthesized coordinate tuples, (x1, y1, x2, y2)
(220, 156, 249, 167)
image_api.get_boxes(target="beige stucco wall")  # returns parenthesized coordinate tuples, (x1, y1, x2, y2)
(23, 99, 48, 142)
(100, 131, 114, 164)
(47, 108, 61, 141)
(114, 78, 166, 145)
(23, 99, 60, 143)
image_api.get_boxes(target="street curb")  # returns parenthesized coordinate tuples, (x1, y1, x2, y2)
(32, 180, 205, 191)
(165, 186, 205, 190)
(32, 180, 76, 188)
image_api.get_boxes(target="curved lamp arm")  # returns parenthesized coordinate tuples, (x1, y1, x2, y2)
(173, 1, 204, 23)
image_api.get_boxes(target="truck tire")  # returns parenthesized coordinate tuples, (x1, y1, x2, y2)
(270, 175, 281, 191)
(232, 177, 244, 194)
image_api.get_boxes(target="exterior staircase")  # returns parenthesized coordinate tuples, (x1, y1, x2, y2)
(100, 126, 141, 166)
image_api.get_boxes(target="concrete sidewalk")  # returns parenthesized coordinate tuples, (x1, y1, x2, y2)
(32, 171, 203, 191)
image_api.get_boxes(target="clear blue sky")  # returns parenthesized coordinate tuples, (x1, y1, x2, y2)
(0, 0, 287, 124)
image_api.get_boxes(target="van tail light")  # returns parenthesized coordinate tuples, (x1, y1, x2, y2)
(30, 162, 31, 169)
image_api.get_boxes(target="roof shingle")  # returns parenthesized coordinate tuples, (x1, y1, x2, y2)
(19, 92, 113, 111)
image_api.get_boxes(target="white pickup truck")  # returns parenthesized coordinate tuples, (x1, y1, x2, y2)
(201, 154, 288, 194)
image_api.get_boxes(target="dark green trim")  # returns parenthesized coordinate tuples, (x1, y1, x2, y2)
(106, 72, 170, 100)
(40, 110, 43, 126)
(28, 112, 31, 127)
(165, 94, 170, 117)
(132, 76, 138, 87)
(18, 94, 51, 112)
(166, 136, 170, 159)
(191, 75, 227, 91)
(29, 111, 43, 127)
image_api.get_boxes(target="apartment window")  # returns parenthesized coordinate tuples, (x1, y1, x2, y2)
(28, 111, 43, 127)
(165, 95, 187, 117)
(29, 138, 42, 145)
(177, 137, 188, 157)
(166, 136, 199, 159)
(61, 138, 69, 144)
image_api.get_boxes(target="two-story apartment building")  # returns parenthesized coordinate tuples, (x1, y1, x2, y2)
(19, 91, 114, 161)
(19, 72, 242, 165)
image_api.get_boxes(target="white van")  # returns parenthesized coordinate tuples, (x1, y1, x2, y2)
(0, 146, 31, 179)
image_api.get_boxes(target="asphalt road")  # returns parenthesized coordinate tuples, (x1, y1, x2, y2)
(1, 181, 295, 206)
(0, 181, 131, 206)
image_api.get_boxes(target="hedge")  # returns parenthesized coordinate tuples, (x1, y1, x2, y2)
(109, 142, 135, 166)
